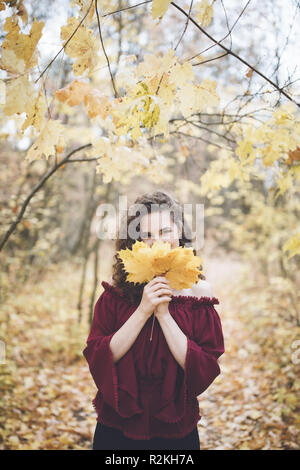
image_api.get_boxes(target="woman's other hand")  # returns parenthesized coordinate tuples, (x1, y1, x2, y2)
(138, 276, 173, 320)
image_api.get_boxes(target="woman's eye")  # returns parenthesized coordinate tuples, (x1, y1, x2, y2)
(141, 229, 172, 239)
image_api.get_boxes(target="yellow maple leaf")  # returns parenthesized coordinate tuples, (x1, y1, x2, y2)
(235, 139, 253, 160)
(71, 0, 95, 25)
(21, 88, 47, 133)
(168, 60, 195, 87)
(83, 89, 112, 119)
(194, 0, 214, 27)
(3, 74, 35, 116)
(137, 49, 177, 85)
(286, 146, 300, 165)
(25, 120, 65, 162)
(177, 77, 219, 117)
(55, 79, 91, 106)
(60, 17, 99, 76)
(117, 240, 203, 290)
(0, 47, 26, 75)
(55, 79, 112, 119)
(117, 240, 155, 283)
(0, 16, 44, 73)
(88, 137, 151, 183)
(274, 169, 294, 199)
(282, 233, 300, 259)
(151, 0, 172, 20)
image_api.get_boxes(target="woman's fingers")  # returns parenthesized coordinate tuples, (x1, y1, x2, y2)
(148, 276, 169, 287)
(152, 288, 173, 300)
(154, 295, 172, 305)
(150, 282, 171, 293)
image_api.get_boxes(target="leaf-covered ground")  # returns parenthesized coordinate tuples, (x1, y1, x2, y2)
(0, 253, 299, 450)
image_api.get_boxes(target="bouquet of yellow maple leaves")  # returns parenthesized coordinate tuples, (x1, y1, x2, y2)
(117, 240, 203, 340)
(117, 239, 203, 290)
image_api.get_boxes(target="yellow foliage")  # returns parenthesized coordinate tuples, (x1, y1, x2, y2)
(86, 135, 170, 184)
(151, 0, 172, 20)
(55, 79, 91, 106)
(21, 88, 47, 133)
(25, 120, 65, 162)
(71, 0, 95, 25)
(0, 16, 44, 74)
(117, 240, 203, 290)
(55, 79, 114, 120)
(233, 103, 300, 194)
(60, 17, 99, 76)
(83, 89, 112, 119)
(194, 0, 215, 27)
(113, 49, 219, 140)
(3, 74, 35, 116)
(199, 150, 253, 196)
(282, 234, 300, 259)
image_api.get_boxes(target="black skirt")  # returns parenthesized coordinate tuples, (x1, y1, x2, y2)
(92, 422, 200, 450)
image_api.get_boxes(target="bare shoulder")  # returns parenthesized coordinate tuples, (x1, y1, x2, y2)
(191, 279, 214, 298)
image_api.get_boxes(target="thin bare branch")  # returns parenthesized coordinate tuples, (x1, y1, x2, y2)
(34, 0, 94, 84)
(186, 0, 251, 61)
(174, 0, 194, 51)
(171, 1, 300, 107)
(192, 51, 228, 66)
(0, 144, 92, 252)
(65, 157, 101, 163)
(95, 0, 118, 98)
(102, 0, 151, 17)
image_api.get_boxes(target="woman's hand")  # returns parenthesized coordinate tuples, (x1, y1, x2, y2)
(138, 276, 173, 320)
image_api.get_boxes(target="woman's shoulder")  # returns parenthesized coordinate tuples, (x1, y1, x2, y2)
(100, 278, 134, 306)
(170, 279, 219, 306)
(101, 278, 123, 296)
(171, 279, 214, 298)
(191, 279, 214, 298)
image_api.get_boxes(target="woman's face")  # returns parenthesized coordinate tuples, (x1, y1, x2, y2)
(139, 210, 180, 249)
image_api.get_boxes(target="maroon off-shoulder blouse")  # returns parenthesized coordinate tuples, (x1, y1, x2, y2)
(82, 280, 225, 440)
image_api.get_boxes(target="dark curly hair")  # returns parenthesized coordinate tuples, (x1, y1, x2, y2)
(111, 190, 206, 305)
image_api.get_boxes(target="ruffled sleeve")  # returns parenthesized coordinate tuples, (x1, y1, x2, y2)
(154, 297, 225, 423)
(185, 299, 225, 397)
(82, 286, 143, 418)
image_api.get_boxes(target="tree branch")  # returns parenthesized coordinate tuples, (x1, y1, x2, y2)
(174, 0, 194, 51)
(95, 0, 118, 98)
(0, 144, 92, 252)
(34, 0, 94, 84)
(171, 1, 300, 107)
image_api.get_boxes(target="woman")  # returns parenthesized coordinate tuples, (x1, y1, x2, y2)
(83, 190, 225, 450)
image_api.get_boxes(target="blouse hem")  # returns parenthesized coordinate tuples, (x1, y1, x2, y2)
(95, 415, 201, 441)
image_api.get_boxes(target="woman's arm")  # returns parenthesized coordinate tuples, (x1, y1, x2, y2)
(156, 312, 188, 369)
(110, 276, 172, 363)
(109, 306, 149, 363)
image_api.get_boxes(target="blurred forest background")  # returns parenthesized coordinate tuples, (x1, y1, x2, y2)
(0, 0, 299, 449)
